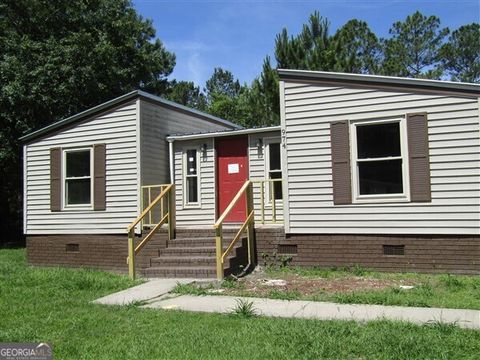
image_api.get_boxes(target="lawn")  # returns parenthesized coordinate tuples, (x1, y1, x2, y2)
(174, 266, 480, 310)
(1, 249, 479, 359)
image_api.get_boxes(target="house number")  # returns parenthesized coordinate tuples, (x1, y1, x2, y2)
(281, 129, 287, 148)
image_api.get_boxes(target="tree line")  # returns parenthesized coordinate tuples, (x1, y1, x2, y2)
(166, 11, 479, 127)
(0, 1, 478, 243)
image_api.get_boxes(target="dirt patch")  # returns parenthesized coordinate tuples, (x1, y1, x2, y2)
(223, 270, 417, 297)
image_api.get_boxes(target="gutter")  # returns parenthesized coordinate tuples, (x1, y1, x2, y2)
(167, 126, 282, 141)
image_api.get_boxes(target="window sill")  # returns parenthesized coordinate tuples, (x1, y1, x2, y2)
(183, 203, 202, 209)
(61, 206, 94, 212)
(352, 195, 409, 204)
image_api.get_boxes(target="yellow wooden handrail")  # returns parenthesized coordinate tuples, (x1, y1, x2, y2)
(251, 179, 284, 224)
(127, 184, 175, 279)
(214, 180, 255, 280)
(128, 184, 172, 232)
(214, 180, 252, 228)
(140, 184, 168, 227)
(221, 211, 254, 263)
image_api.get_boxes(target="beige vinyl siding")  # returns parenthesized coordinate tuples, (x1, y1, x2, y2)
(248, 131, 284, 223)
(25, 101, 139, 234)
(140, 100, 233, 186)
(173, 139, 216, 226)
(282, 81, 480, 235)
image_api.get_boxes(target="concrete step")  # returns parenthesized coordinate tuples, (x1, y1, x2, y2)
(139, 231, 249, 278)
(168, 238, 215, 248)
(151, 256, 224, 267)
(174, 227, 242, 238)
(168, 237, 245, 248)
(160, 246, 217, 256)
(141, 266, 217, 278)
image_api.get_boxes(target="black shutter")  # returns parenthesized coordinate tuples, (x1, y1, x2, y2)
(93, 144, 106, 210)
(407, 113, 431, 202)
(330, 121, 352, 205)
(50, 148, 62, 211)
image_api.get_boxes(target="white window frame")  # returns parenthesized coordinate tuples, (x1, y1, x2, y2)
(62, 147, 93, 210)
(350, 117, 410, 203)
(264, 137, 283, 206)
(183, 147, 201, 208)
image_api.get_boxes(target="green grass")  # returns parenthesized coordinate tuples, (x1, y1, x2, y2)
(1, 249, 480, 359)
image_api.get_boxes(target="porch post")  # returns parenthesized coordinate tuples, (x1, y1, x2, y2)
(168, 184, 176, 241)
(215, 225, 224, 280)
(128, 229, 136, 280)
(246, 182, 255, 265)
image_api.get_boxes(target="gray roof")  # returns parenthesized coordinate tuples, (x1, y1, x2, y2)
(20, 90, 241, 143)
(277, 69, 480, 96)
(167, 125, 281, 141)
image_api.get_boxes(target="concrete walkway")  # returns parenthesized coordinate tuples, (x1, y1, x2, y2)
(93, 279, 480, 329)
(145, 295, 480, 329)
(93, 278, 209, 305)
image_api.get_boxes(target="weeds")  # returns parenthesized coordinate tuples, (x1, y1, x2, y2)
(125, 299, 148, 309)
(440, 275, 466, 290)
(222, 277, 239, 289)
(261, 251, 293, 269)
(172, 282, 211, 296)
(231, 299, 257, 318)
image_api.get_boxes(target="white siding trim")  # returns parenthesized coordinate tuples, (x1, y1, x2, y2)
(169, 140, 174, 183)
(263, 136, 282, 206)
(212, 137, 217, 223)
(349, 117, 410, 203)
(135, 98, 142, 234)
(279, 80, 291, 232)
(23, 145, 27, 234)
(62, 147, 94, 210)
(182, 147, 202, 208)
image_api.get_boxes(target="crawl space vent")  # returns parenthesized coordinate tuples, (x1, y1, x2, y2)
(66, 243, 80, 253)
(277, 244, 298, 255)
(383, 245, 405, 256)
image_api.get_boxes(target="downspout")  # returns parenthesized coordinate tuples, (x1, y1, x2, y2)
(168, 139, 174, 184)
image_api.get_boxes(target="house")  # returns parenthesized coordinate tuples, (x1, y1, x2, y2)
(21, 90, 239, 272)
(22, 71, 480, 278)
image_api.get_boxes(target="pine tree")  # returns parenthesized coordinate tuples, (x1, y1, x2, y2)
(439, 23, 480, 82)
(332, 19, 380, 74)
(382, 11, 449, 79)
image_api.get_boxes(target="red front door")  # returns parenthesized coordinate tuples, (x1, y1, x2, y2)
(216, 136, 248, 222)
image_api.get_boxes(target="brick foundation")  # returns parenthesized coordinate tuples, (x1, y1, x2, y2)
(27, 231, 168, 273)
(256, 227, 480, 275)
(27, 227, 480, 275)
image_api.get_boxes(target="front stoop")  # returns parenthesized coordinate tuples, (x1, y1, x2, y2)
(139, 228, 249, 278)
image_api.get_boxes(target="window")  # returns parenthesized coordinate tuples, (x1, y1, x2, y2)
(266, 140, 282, 200)
(352, 119, 408, 200)
(184, 149, 199, 205)
(64, 148, 92, 207)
